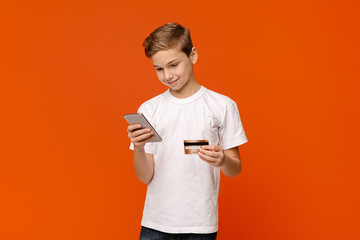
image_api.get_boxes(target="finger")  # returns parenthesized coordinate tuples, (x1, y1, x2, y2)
(201, 145, 221, 152)
(129, 128, 152, 138)
(198, 153, 224, 168)
(198, 151, 217, 163)
(134, 135, 155, 144)
(127, 124, 142, 132)
(132, 131, 154, 143)
(199, 147, 222, 157)
(200, 145, 214, 150)
(199, 149, 219, 158)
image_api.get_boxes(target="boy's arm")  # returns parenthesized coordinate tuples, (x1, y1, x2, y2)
(221, 147, 241, 177)
(198, 145, 241, 177)
(128, 124, 155, 184)
(133, 148, 154, 184)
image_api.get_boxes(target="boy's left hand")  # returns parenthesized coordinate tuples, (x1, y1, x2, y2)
(198, 145, 226, 167)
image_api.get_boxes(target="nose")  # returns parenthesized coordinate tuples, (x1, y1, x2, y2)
(164, 68, 173, 80)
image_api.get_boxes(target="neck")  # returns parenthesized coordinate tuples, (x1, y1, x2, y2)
(170, 79, 201, 98)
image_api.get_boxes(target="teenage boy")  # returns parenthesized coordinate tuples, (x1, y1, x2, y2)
(127, 22, 248, 240)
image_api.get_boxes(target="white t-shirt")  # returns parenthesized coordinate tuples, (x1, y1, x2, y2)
(130, 86, 247, 233)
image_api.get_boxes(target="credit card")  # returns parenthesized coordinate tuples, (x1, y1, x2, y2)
(184, 140, 209, 154)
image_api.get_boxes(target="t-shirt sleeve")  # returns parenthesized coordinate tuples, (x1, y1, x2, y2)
(219, 102, 248, 150)
(129, 106, 155, 154)
(129, 141, 154, 154)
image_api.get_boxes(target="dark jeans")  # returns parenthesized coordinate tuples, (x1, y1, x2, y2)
(139, 226, 217, 240)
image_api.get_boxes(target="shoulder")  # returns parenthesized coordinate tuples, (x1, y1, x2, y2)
(203, 88, 236, 110)
(138, 91, 167, 119)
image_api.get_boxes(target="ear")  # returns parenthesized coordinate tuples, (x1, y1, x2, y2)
(190, 47, 198, 64)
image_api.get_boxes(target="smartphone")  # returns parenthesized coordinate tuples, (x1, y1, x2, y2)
(124, 113, 162, 142)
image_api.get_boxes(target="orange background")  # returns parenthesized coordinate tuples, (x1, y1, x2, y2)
(1, 0, 359, 239)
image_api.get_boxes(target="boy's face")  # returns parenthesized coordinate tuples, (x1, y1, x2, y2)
(150, 47, 197, 92)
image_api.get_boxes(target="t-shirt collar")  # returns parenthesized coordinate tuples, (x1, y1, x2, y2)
(164, 86, 207, 104)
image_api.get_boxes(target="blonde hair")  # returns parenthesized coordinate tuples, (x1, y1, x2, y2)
(143, 22, 193, 58)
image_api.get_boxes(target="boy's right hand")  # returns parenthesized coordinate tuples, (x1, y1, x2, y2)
(127, 124, 155, 148)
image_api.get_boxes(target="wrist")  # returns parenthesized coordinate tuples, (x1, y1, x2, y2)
(133, 145, 145, 152)
(219, 151, 227, 167)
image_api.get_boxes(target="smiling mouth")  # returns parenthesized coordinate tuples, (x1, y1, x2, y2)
(168, 79, 178, 85)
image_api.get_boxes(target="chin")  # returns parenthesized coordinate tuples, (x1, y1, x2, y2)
(170, 84, 183, 91)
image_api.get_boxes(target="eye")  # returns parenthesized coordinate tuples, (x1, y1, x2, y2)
(156, 68, 163, 72)
(170, 63, 178, 68)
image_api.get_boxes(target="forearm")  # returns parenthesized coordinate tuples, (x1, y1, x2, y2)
(220, 153, 241, 177)
(133, 147, 154, 184)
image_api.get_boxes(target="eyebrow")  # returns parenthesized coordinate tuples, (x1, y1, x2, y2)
(153, 59, 180, 68)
